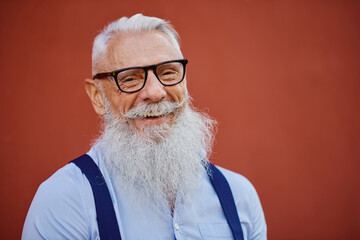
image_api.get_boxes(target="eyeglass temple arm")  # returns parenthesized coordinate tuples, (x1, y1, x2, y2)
(93, 72, 114, 80)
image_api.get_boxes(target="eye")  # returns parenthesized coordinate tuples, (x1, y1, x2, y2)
(159, 68, 178, 77)
(163, 70, 177, 76)
(121, 77, 135, 82)
(117, 69, 144, 83)
(119, 76, 142, 87)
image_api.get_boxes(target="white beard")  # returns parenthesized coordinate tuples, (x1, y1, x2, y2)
(94, 98, 217, 214)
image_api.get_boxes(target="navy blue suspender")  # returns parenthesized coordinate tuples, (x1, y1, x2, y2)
(71, 154, 244, 240)
(208, 163, 245, 240)
(71, 155, 121, 240)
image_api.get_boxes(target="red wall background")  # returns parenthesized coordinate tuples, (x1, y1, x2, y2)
(0, 0, 359, 239)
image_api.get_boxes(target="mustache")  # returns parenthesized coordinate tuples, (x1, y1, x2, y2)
(123, 99, 186, 119)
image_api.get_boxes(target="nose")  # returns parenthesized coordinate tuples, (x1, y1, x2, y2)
(139, 70, 166, 103)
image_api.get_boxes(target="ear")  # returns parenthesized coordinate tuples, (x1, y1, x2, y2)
(85, 79, 105, 115)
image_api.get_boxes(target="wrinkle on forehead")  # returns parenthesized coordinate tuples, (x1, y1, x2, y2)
(95, 31, 183, 74)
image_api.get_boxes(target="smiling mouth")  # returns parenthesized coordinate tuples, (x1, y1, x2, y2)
(139, 111, 168, 118)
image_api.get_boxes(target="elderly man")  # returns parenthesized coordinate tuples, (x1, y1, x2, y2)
(22, 14, 266, 239)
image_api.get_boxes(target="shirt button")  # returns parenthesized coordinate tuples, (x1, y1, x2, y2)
(174, 223, 180, 230)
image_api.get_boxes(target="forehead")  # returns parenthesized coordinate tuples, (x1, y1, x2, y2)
(100, 31, 183, 72)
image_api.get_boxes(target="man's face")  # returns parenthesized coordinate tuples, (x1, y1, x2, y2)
(97, 31, 187, 132)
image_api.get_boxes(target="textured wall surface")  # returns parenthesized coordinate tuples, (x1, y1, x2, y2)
(0, 0, 359, 239)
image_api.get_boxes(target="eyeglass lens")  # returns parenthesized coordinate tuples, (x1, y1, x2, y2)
(116, 61, 184, 92)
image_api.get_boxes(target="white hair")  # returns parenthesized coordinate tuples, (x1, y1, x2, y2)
(92, 14, 181, 76)
(94, 97, 217, 214)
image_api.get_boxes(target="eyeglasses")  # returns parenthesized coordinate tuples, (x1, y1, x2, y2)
(93, 59, 188, 93)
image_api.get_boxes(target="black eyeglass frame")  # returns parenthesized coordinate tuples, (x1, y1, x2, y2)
(93, 59, 188, 93)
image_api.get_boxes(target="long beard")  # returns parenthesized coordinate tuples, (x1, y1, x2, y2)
(94, 99, 217, 213)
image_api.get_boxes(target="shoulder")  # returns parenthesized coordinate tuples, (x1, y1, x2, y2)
(40, 162, 86, 194)
(215, 165, 267, 240)
(215, 166, 258, 200)
(35, 163, 92, 210)
(22, 163, 95, 240)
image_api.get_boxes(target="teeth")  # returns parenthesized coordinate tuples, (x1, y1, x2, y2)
(142, 111, 166, 118)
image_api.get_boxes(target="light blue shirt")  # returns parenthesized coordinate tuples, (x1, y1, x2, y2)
(22, 145, 267, 239)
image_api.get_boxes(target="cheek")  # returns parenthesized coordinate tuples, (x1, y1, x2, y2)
(106, 90, 138, 115)
(165, 83, 186, 102)
(117, 95, 138, 114)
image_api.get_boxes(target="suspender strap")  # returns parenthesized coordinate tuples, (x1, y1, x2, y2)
(71, 155, 243, 240)
(208, 163, 244, 240)
(70, 154, 122, 240)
